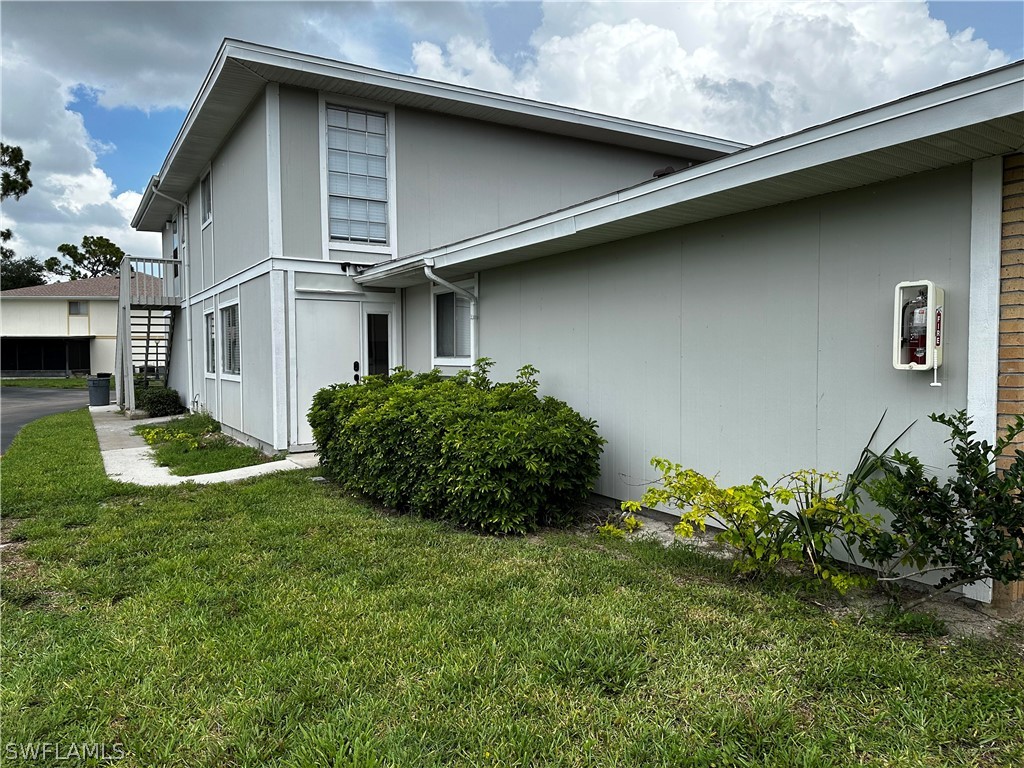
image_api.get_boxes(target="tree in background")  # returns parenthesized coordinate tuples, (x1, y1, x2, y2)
(1, 251, 47, 290)
(45, 235, 126, 280)
(1, 143, 32, 201)
(0, 142, 46, 289)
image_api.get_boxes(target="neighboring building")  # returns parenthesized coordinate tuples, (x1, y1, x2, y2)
(1, 274, 171, 378)
(1, 276, 121, 376)
(128, 40, 1023, 604)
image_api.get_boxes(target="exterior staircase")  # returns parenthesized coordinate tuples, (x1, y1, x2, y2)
(114, 256, 182, 412)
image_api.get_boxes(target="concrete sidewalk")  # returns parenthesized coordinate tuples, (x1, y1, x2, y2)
(90, 406, 318, 486)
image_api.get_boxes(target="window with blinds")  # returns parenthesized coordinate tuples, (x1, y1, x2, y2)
(435, 292, 471, 358)
(205, 313, 216, 374)
(221, 304, 240, 375)
(327, 106, 389, 244)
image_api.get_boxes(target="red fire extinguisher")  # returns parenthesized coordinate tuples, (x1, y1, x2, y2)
(902, 289, 928, 365)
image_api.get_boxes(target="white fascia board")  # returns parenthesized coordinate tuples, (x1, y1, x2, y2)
(160, 42, 234, 183)
(0, 295, 118, 302)
(358, 63, 1023, 282)
(225, 40, 747, 156)
(131, 44, 233, 230)
(134, 36, 746, 232)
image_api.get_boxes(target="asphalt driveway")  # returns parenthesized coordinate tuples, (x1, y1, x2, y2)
(1, 387, 93, 453)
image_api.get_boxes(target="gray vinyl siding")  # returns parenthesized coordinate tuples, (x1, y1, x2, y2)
(280, 86, 322, 260)
(190, 303, 207, 411)
(239, 274, 274, 445)
(402, 283, 432, 372)
(394, 107, 695, 258)
(211, 94, 270, 283)
(166, 308, 190, 399)
(402, 164, 973, 501)
(220, 379, 242, 433)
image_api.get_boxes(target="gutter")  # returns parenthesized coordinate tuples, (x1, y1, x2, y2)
(422, 261, 479, 368)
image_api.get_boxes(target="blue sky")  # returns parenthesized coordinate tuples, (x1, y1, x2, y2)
(1, 0, 1021, 263)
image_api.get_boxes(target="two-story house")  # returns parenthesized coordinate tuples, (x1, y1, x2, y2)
(128, 40, 1023, 605)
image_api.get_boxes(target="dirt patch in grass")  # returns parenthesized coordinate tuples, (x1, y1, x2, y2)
(0, 517, 37, 581)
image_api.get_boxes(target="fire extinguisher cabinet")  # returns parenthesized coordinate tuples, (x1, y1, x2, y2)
(893, 280, 944, 371)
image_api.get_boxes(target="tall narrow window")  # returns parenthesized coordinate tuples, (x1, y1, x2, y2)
(434, 292, 471, 359)
(200, 173, 213, 226)
(326, 106, 388, 244)
(221, 304, 240, 375)
(205, 313, 216, 374)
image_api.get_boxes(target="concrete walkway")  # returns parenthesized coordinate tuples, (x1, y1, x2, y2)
(90, 406, 319, 486)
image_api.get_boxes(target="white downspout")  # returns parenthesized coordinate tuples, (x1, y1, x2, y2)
(423, 260, 479, 367)
(150, 181, 194, 410)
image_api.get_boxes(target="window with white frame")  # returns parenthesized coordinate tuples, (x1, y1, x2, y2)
(326, 106, 389, 245)
(221, 304, 240, 375)
(205, 312, 216, 374)
(433, 281, 474, 363)
(200, 172, 213, 226)
(68, 301, 89, 316)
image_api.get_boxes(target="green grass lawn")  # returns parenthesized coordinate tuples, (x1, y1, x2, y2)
(1, 376, 112, 389)
(134, 413, 270, 476)
(2, 410, 1022, 767)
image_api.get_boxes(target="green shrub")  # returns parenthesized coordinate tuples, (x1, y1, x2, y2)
(623, 463, 879, 593)
(861, 410, 1024, 608)
(135, 387, 185, 417)
(308, 360, 605, 534)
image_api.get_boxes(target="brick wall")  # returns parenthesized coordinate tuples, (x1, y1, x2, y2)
(993, 153, 1024, 610)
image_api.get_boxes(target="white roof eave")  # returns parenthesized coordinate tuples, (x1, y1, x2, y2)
(355, 61, 1024, 286)
(132, 39, 747, 231)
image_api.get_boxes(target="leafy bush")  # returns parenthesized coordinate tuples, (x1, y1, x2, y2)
(861, 411, 1024, 608)
(134, 387, 185, 417)
(623, 463, 878, 593)
(596, 511, 644, 541)
(308, 360, 605, 534)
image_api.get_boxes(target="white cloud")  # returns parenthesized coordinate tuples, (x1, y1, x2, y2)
(411, 1, 1010, 144)
(0, 55, 161, 263)
(0, 0, 1013, 276)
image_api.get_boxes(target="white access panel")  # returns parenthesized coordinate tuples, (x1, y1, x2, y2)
(294, 298, 360, 445)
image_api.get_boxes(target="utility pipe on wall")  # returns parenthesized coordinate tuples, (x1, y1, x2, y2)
(423, 261, 479, 368)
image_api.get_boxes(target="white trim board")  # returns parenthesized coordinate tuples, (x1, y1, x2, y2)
(266, 83, 283, 260)
(962, 155, 1004, 605)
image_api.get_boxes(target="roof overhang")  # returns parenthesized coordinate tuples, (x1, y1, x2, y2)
(357, 60, 1024, 288)
(133, 39, 746, 231)
(0, 295, 118, 301)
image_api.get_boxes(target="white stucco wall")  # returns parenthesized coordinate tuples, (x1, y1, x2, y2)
(1, 297, 118, 374)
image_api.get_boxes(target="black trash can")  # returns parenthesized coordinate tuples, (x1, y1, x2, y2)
(88, 375, 111, 406)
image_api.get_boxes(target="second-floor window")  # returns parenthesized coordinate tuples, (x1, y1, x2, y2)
(327, 106, 389, 245)
(68, 301, 89, 316)
(201, 172, 213, 226)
